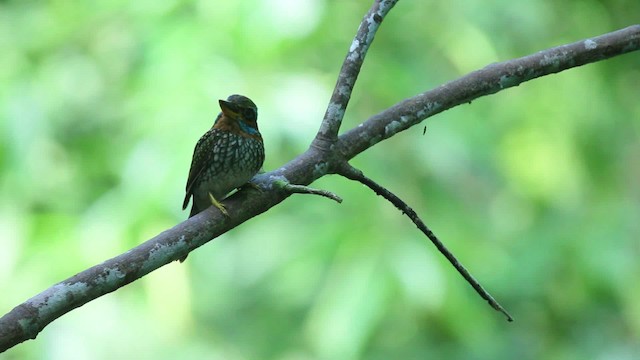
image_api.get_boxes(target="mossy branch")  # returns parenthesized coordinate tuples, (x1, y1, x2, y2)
(0, 0, 638, 352)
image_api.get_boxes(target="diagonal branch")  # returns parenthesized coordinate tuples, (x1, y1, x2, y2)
(1, 19, 638, 352)
(336, 25, 640, 159)
(312, 0, 398, 150)
(337, 163, 514, 322)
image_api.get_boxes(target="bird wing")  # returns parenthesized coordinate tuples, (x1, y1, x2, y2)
(182, 130, 215, 210)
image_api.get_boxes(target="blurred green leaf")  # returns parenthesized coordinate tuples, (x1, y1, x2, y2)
(1, 0, 638, 359)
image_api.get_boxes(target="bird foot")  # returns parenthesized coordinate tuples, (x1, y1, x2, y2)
(241, 181, 263, 192)
(208, 192, 229, 217)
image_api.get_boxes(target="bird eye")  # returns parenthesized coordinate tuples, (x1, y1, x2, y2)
(243, 108, 257, 121)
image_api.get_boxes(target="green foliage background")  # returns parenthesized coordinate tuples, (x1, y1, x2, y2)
(1, 0, 639, 359)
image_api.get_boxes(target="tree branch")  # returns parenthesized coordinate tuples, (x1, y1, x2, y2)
(312, 0, 398, 150)
(337, 163, 513, 321)
(336, 25, 640, 159)
(1, 6, 638, 352)
(273, 178, 343, 203)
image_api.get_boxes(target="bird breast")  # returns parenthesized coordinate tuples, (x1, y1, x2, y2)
(192, 131, 264, 208)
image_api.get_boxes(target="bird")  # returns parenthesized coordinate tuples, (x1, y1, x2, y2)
(182, 94, 265, 220)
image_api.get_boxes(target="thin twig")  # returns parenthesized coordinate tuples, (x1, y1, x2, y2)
(337, 163, 514, 322)
(274, 179, 343, 203)
(313, 0, 399, 149)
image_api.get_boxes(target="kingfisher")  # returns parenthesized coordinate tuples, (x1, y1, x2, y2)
(182, 94, 265, 219)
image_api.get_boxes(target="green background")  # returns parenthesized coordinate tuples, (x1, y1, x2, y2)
(1, 0, 639, 359)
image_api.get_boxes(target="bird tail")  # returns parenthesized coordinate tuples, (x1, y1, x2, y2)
(182, 193, 191, 211)
(189, 203, 200, 218)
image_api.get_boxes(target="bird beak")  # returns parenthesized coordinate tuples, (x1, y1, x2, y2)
(219, 99, 240, 117)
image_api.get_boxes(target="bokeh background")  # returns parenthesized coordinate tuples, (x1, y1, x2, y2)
(1, 0, 639, 359)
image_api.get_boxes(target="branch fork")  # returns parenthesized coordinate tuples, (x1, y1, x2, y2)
(272, 177, 343, 203)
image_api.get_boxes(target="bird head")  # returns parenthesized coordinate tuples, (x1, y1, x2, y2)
(220, 93, 257, 119)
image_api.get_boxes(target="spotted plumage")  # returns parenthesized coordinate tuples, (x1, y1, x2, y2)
(183, 94, 264, 218)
